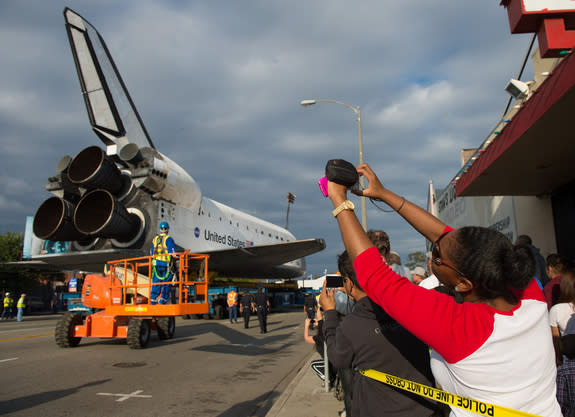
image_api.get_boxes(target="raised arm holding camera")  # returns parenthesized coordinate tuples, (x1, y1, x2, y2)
(323, 161, 561, 417)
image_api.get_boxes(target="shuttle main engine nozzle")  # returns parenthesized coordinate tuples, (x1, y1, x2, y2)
(33, 197, 87, 241)
(68, 146, 129, 195)
(74, 189, 142, 243)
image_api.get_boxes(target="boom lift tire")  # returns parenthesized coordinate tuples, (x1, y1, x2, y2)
(127, 318, 151, 349)
(156, 317, 175, 340)
(55, 312, 83, 348)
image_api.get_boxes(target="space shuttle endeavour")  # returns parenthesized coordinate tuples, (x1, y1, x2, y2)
(26, 8, 325, 278)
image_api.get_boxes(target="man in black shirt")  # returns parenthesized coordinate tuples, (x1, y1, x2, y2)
(240, 292, 255, 328)
(254, 288, 270, 333)
(304, 293, 318, 329)
(321, 250, 437, 417)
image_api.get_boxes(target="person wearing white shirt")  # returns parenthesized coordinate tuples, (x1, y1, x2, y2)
(419, 274, 440, 289)
(549, 269, 575, 365)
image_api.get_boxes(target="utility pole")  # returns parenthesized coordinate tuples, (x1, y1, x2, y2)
(300, 99, 367, 230)
(285, 193, 295, 229)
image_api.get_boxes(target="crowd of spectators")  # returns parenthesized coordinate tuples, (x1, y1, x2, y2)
(303, 161, 574, 417)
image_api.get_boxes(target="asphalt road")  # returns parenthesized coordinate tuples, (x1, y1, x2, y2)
(0, 310, 312, 417)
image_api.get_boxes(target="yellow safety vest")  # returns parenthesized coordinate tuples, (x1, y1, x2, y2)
(227, 291, 237, 307)
(3, 296, 14, 307)
(152, 234, 172, 264)
(17, 297, 26, 308)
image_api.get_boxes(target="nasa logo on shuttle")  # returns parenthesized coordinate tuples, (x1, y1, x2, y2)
(194, 227, 200, 238)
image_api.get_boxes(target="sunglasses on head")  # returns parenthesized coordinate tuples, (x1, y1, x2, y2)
(431, 232, 466, 277)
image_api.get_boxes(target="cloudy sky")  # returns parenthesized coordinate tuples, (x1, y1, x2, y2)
(0, 1, 534, 276)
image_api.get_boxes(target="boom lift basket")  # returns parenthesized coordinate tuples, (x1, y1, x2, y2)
(55, 252, 210, 349)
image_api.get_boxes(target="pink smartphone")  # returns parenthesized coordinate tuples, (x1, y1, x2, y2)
(318, 177, 328, 197)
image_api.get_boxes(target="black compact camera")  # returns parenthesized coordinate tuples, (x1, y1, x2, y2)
(325, 274, 344, 288)
(318, 159, 360, 197)
(325, 159, 359, 187)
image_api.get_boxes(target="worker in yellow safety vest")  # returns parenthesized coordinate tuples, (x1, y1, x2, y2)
(2, 292, 14, 320)
(150, 222, 177, 305)
(17, 293, 26, 322)
(227, 289, 238, 324)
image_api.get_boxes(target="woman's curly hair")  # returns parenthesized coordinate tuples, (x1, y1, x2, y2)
(449, 227, 535, 303)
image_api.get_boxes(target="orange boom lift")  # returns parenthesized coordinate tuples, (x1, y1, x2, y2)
(55, 251, 209, 349)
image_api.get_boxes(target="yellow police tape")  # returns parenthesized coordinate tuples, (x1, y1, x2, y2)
(359, 369, 541, 417)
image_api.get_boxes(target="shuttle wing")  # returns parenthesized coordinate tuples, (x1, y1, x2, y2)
(11, 239, 325, 279)
(207, 238, 326, 279)
(11, 249, 146, 273)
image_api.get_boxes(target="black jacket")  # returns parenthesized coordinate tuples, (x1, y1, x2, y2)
(240, 294, 254, 308)
(323, 296, 436, 417)
(304, 295, 318, 310)
(528, 244, 549, 287)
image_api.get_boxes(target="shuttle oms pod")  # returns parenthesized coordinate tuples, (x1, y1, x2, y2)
(55, 252, 209, 349)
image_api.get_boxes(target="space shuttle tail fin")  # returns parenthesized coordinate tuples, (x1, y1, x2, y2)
(63, 8, 155, 152)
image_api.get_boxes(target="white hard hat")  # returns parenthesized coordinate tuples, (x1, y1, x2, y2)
(411, 266, 426, 277)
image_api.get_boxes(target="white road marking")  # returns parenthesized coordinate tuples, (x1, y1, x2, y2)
(0, 357, 18, 363)
(97, 390, 152, 402)
(0, 327, 46, 333)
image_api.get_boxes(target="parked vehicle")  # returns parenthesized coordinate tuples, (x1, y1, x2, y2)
(27, 296, 45, 312)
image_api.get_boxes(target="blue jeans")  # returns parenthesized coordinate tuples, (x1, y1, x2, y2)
(17, 307, 24, 322)
(229, 305, 238, 322)
(151, 264, 173, 305)
(1, 307, 13, 319)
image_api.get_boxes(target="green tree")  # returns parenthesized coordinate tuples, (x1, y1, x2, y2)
(0, 232, 41, 295)
(0, 231, 23, 262)
(405, 251, 427, 271)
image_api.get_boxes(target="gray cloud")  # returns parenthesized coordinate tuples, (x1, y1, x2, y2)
(0, 1, 533, 274)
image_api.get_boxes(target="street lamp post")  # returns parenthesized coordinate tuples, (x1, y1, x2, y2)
(300, 99, 367, 231)
(285, 192, 295, 229)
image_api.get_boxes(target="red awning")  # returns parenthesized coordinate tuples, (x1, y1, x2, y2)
(456, 48, 575, 197)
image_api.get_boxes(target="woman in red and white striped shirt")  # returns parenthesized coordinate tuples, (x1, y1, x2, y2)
(326, 163, 561, 417)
